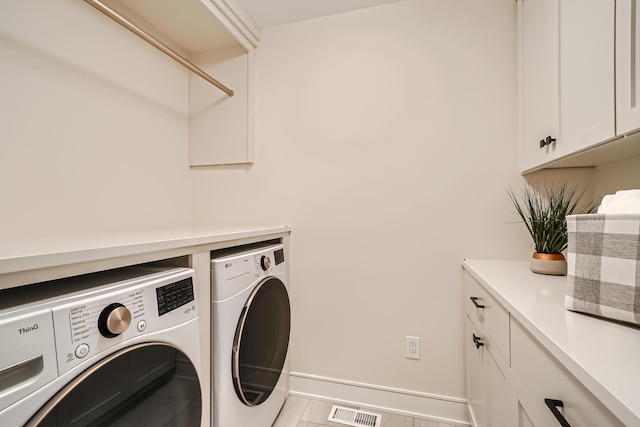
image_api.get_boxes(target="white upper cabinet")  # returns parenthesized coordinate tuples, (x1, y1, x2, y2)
(616, 0, 640, 135)
(518, 0, 559, 172)
(556, 0, 615, 158)
(518, 0, 616, 173)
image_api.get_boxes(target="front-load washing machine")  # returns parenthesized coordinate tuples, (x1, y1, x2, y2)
(211, 243, 290, 427)
(0, 266, 202, 427)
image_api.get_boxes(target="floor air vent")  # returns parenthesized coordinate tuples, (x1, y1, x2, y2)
(327, 405, 382, 427)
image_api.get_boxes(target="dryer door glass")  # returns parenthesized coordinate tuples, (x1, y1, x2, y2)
(233, 277, 291, 406)
(26, 343, 201, 427)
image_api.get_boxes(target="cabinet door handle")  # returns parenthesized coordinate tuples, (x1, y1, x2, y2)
(539, 135, 556, 148)
(470, 296, 485, 309)
(472, 333, 484, 349)
(545, 398, 571, 427)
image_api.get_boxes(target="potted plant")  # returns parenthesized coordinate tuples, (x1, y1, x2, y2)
(508, 181, 600, 275)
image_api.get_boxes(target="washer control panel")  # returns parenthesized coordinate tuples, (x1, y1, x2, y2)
(51, 268, 197, 374)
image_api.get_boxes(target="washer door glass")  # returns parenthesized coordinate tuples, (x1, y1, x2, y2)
(26, 343, 201, 427)
(233, 277, 290, 406)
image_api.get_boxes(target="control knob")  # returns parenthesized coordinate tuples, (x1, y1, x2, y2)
(260, 255, 271, 271)
(98, 303, 132, 338)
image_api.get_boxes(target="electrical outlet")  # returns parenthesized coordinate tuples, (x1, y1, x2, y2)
(405, 336, 420, 360)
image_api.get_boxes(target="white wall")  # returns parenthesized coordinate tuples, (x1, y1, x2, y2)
(593, 155, 640, 194)
(193, 0, 531, 403)
(0, 0, 193, 236)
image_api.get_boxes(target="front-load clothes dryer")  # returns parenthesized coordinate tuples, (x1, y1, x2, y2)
(0, 266, 202, 427)
(211, 243, 290, 427)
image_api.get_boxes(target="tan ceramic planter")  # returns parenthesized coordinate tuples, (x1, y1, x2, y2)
(530, 252, 567, 276)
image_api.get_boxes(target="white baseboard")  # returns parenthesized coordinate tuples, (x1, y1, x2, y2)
(288, 372, 470, 426)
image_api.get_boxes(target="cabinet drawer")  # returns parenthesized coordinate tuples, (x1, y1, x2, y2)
(464, 272, 510, 363)
(466, 308, 512, 427)
(511, 318, 624, 427)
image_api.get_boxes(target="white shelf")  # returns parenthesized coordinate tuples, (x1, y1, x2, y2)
(0, 226, 290, 289)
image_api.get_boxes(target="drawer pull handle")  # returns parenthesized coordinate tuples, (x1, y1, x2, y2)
(472, 333, 484, 349)
(470, 297, 485, 309)
(545, 398, 571, 427)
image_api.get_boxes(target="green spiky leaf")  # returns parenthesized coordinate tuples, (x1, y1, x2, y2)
(507, 181, 600, 254)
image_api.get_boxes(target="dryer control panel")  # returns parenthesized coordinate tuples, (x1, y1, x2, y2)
(211, 244, 287, 301)
(255, 247, 285, 274)
(50, 268, 197, 375)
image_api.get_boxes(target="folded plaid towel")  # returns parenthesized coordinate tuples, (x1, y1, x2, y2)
(565, 214, 640, 325)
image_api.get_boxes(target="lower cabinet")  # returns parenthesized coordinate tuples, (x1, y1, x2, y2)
(465, 308, 512, 427)
(506, 366, 548, 427)
(466, 306, 544, 427)
(464, 271, 625, 427)
(511, 319, 624, 427)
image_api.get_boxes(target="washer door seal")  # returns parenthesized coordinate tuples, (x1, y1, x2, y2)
(232, 277, 291, 406)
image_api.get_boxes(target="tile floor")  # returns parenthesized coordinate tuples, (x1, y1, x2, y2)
(272, 396, 459, 427)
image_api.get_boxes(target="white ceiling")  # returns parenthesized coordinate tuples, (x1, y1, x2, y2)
(235, 0, 406, 28)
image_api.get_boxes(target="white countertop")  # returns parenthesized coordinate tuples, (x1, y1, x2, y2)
(0, 225, 290, 276)
(462, 259, 640, 426)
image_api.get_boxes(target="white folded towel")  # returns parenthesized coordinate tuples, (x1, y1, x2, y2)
(597, 189, 640, 214)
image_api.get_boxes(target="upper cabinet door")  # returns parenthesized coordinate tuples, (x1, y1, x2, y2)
(518, 0, 625, 173)
(616, 0, 640, 136)
(518, 0, 559, 172)
(556, 0, 615, 158)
